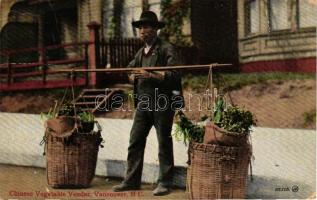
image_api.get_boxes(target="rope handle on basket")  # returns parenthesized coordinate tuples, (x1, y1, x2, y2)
(250, 159, 253, 181)
(94, 121, 105, 148)
(39, 135, 47, 146)
(203, 65, 236, 115)
(205, 66, 235, 107)
(187, 143, 194, 199)
(186, 142, 192, 165)
(204, 65, 214, 110)
(71, 71, 78, 121)
(248, 134, 254, 181)
(95, 121, 102, 132)
(39, 134, 48, 156)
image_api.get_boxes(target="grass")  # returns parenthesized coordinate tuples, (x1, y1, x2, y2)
(303, 109, 316, 127)
(182, 72, 315, 92)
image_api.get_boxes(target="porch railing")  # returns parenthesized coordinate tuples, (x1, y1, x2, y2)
(0, 41, 91, 91)
(0, 22, 144, 91)
(100, 37, 143, 68)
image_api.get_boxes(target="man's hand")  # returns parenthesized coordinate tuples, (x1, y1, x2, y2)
(128, 70, 164, 82)
(128, 70, 149, 82)
(139, 70, 164, 80)
(150, 71, 165, 80)
(127, 70, 145, 82)
(138, 69, 151, 79)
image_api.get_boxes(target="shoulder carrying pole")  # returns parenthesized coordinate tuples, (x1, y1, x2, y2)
(49, 63, 232, 74)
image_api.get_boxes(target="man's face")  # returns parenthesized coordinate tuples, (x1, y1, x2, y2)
(138, 24, 158, 44)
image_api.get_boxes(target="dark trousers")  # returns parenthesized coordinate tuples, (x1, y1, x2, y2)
(124, 109, 175, 187)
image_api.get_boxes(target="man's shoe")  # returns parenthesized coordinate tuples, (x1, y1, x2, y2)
(152, 183, 170, 196)
(112, 182, 140, 192)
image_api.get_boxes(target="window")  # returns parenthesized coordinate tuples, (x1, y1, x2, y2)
(269, 0, 291, 31)
(299, 0, 317, 28)
(245, 0, 260, 35)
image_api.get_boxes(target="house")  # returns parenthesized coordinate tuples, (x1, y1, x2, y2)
(190, 0, 316, 72)
(238, 0, 316, 72)
(0, 0, 96, 61)
(0, 0, 147, 90)
(0, 0, 157, 59)
(0, 0, 315, 71)
(110, 0, 316, 74)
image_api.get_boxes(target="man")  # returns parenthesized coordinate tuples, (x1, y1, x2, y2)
(112, 11, 183, 196)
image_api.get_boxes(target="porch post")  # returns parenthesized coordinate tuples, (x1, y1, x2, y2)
(87, 21, 101, 87)
(38, 14, 44, 62)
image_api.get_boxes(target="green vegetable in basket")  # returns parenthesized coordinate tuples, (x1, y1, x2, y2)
(213, 95, 225, 124)
(41, 100, 59, 120)
(173, 111, 204, 145)
(220, 106, 256, 134)
(58, 103, 84, 116)
(78, 111, 94, 122)
(173, 94, 256, 144)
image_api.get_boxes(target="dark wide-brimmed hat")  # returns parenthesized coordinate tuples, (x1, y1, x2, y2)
(132, 11, 165, 29)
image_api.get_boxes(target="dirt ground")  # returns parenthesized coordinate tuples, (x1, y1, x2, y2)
(0, 164, 187, 200)
(0, 79, 315, 129)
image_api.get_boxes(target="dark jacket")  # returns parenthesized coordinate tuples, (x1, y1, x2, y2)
(128, 38, 184, 109)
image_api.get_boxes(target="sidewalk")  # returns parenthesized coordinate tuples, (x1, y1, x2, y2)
(0, 164, 187, 200)
(0, 112, 316, 199)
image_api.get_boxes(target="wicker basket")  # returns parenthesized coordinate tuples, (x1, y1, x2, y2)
(204, 122, 248, 146)
(45, 129, 103, 188)
(187, 142, 251, 199)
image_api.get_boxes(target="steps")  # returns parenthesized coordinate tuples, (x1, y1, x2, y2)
(73, 88, 123, 113)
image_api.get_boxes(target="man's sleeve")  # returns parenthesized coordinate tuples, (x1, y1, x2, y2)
(127, 48, 142, 67)
(127, 56, 137, 67)
(166, 45, 183, 66)
(164, 45, 183, 83)
(164, 45, 185, 109)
